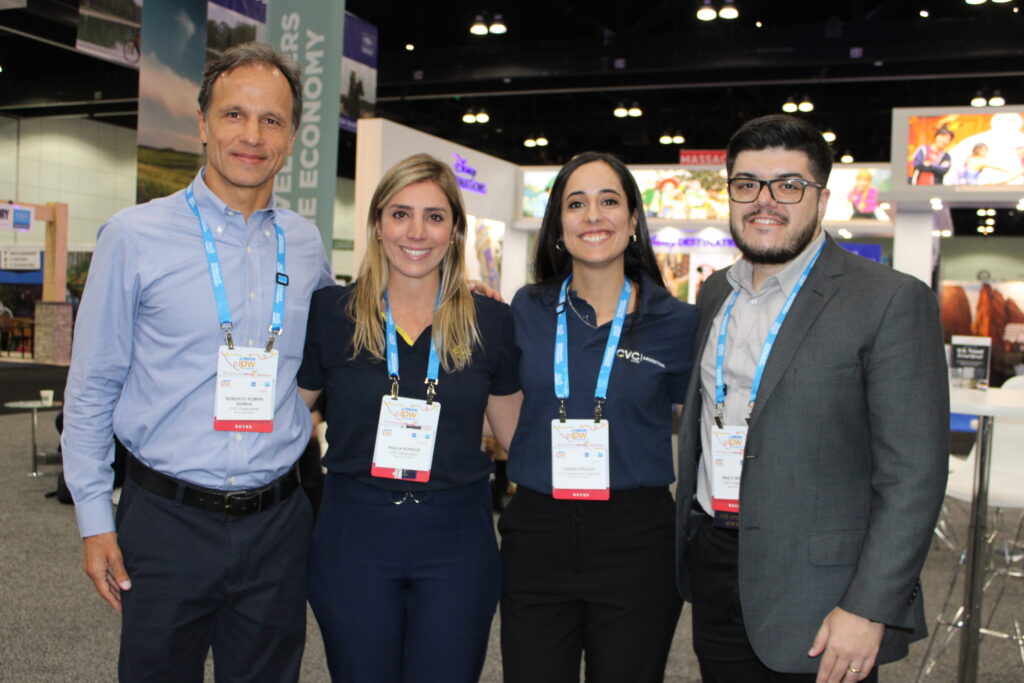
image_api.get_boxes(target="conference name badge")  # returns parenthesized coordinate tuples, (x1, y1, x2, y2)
(710, 425, 746, 526)
(214, 346, 277, 432)
(550, 419, 610, 501)
(372, 395, 441, 483)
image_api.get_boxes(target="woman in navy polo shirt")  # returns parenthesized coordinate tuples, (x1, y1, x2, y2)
(298, 154, 522, 682)
(500, 151, 698, 682)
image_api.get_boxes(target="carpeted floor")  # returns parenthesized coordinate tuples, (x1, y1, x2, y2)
(1, 411, 1022, 681)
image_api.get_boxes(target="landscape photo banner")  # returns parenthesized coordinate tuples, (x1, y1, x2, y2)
(267, 0, 344, 252)
(136, 0, 208, 203)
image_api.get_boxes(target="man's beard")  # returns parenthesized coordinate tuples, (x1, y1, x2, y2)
(729, 208, 819, 265)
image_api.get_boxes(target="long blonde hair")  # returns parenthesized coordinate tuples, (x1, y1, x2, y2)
(347, 153, 480, 372)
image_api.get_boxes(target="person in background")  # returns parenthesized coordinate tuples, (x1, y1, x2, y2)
(847, 169, 878, 219)
(500, 151, 698, 682)
(911, 126, 954, 185)
(676, 114, 948, 682)
(298, 153, 522, 683)
(61, 43, 332, 681)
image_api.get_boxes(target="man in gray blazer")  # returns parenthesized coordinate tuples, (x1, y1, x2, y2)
(676, 114, 949, 683)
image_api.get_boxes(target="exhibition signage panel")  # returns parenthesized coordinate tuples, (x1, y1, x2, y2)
(0, 204, 33, 231)
(268, 0, 345, 253)
(0, 247, 42, 271)
(339, 11, 377, 134)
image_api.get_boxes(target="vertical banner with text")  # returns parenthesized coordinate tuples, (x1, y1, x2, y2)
(267, 0, 344, 253)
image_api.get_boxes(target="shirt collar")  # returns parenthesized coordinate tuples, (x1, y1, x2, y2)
(193, 167, 278, 221)
(728, 230, 825, 298)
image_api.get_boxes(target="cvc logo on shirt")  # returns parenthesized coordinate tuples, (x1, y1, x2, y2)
(616, 348, 666, 369)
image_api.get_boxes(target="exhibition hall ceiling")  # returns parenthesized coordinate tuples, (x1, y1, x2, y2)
(0, 0, 1022, 170)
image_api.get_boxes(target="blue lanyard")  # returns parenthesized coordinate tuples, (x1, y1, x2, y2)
(384, 288, 442, 404)
(714, 243, 824, 426)
(554, 275, 632, 422)
(185, 183, 288, 351)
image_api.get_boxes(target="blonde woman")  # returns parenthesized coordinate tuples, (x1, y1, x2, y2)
(298, 153, 522, 682)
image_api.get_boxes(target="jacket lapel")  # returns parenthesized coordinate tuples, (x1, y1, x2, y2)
(746, 237, 844, 428)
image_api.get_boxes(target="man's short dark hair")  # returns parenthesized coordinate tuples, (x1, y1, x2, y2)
(934, 126, 954, 141)
(726, 114, 833, 185)
(198, 42, 303, 132)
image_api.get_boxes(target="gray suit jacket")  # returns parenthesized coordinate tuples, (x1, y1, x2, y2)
(675, 236, 949, 673)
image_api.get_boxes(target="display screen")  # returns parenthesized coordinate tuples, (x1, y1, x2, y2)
(905, 112, 1024, 187)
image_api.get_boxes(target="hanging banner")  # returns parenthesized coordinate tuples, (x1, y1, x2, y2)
(76, 0, 143, 69)
(207, 0, 267, 61)
(136, 0, 208, 203)
(339, 12, 377, 134)
(267, 0, 344, 252)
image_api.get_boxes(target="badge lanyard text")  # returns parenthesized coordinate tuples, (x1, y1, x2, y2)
(384, 289, 442, 403)
(554, 275, 632, 422)
(714, 243, 824, 427)
(186, 184, 288, 351)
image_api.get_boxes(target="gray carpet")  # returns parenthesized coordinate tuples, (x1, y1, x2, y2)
(1, 411, 1021, 682)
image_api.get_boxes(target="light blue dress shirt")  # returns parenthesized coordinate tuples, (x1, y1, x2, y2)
(62, 170, 333, 537)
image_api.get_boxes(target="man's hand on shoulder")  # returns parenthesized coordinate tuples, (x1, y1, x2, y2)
(808, 606, 884, 682)
(82, 531, 131, 612)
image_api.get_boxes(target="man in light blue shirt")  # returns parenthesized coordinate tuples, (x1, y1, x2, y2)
(62, 43, 332, 682)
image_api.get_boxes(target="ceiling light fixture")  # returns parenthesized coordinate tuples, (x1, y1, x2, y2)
(535, 135, 548, 146)
(971, 90, 987, 107)
(488, 14, 507, 34)
(523, 137, 537, 148)
(782, 96, 798, 113)
(613, 102, 628, 118)
(672, 133, 685, 144)
(659, 134, 673, 145)
(755, 20, 763, 28)
(697, 0, 717, 21)
(405, 43, 415, 51)
(919, 9, 930, 17)
(964, 0, 987, 5)
(475, 109, 490, 123)
(627, 102, 643, 117)
(840, 153, 854, 164)
(470, 15, 488, 35)
(798, 95, 814, 112)
(718, 2, 739, 19)
(988, 90, 1006, 106)
(822, 130, 837, 143)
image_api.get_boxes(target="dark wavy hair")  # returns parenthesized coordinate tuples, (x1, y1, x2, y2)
(533, 151, 664, 289)
(726, 114, 833, 185)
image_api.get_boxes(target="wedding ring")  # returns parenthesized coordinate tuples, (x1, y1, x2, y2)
(847, 666, 862, 674)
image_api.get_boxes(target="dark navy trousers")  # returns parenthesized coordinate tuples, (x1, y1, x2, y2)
(116, 477, 312, 682)
(307, 474, 501, 683)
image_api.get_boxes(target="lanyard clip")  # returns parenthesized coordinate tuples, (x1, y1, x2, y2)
(745, 400, 755, 425)
(593, 398, 604, 423)
(558, 399, 567, 423)
(424, 379, 438, 405)
(390, 376, 400, 399)
(714, 403, 724, 429)
(265, 328, 281, 352)
(223, 329, 235, 350)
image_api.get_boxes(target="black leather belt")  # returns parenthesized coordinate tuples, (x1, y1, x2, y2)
(127, 455, 299, 517)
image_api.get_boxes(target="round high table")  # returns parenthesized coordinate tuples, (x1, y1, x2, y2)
(949, 387, 1024, 683)
(3, 400, 63, 477)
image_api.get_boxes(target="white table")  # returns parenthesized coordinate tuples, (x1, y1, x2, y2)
(949, 387, 1024, 683)
(3, 400, 62, 476)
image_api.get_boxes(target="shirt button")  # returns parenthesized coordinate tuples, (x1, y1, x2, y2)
(264, 230, 271, 237)
(230, 477, 237, 484)
(749, 298, 758, 305)
(246, 246, 252, 254)
(249, 291, 256, 299)
(247, 338, 254, 346)
(216, 226, 223, 234)
(234, 434, 242, 442)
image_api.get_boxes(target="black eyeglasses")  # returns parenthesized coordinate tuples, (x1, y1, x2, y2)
(726, 177, 825, 204)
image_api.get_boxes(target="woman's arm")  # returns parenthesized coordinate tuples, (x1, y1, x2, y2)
(484, 391, 523, 453)
(298, 387, 322, 410)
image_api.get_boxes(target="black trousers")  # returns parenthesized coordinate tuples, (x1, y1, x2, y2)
(499, 486, 682, 683)
(116, 477, 313, 682)
(686, 514, 880, 683)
